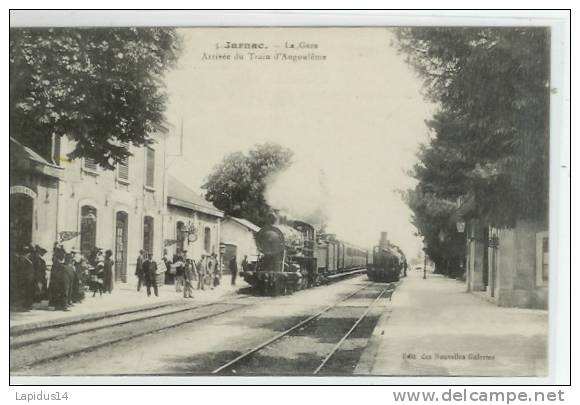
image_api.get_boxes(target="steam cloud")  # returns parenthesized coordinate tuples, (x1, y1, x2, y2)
(264, 161, 330, 228)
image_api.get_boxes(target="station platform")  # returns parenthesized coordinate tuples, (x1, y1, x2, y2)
(355, 271, 548, 377)
(10, 278, 249, 334)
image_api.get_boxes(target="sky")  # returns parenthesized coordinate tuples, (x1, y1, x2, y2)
(162, 28, 434, 259)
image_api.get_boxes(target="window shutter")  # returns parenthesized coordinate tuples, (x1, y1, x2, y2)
(117, 144, 130, 181)
(118, 157, 129, 181)
(146, 147, 155, 188)
(143, 216, 154, 254)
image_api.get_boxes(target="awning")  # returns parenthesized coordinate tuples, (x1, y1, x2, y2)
(10, 137, 64, 179)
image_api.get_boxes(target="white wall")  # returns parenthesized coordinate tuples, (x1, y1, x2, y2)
(56, 135, 167, 283)
(221, 219, 259, 261)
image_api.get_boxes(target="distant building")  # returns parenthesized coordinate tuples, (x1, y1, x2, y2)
(220, 216, 261, 269)
(165, 175, 224, 261)
(457, 197, 549, 309)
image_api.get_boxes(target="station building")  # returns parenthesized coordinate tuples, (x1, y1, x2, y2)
(10, 137, 63, 254)
(10, 133, 168, 284)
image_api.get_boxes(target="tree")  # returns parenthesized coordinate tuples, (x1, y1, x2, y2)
(396, 27, 550, 275)
(10, 27, 181, 169)
(202, 143, 294, 227)
(396, 27, 550, 227)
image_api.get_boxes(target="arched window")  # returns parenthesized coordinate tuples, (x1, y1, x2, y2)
(143, 216, 154, 255)
(176, 221, 185, 252)
(80, 205, 97, 259)
(115, 211, 129, 282)
(204, 226, 211, 253)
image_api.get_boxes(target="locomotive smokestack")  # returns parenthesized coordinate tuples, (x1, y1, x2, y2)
(379, 232, 389, 250)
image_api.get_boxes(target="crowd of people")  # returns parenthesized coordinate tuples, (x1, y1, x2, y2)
(136, 248, 245, 299)
(10, 243, 249, 312)
(9, 243, 115, 312)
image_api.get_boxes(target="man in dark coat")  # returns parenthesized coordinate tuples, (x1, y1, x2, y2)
(229, 255, 238, 286)
(10, 245, 35, 310)
(50, 247, 72, 311)
(144, 253, 159, 297)
(31, 245, 48, 302)
(241, 255, 249, 273)
(64, 252, 77, 307)
(135, 249, 145, 292)
(173, 249, 184, 292)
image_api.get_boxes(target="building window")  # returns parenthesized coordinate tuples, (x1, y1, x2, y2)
(52, 134, 61, 166)
(542, 238, 549, 281)
(176, 221, 185, 252)
(536, 231, 549, 286)
(80, 205, 97, 259)
(83, 157, 98, 173)
(204, 227, 211, 253)
(117, 144, 130, 182)
(143, 216, 154, 255)
(145, 147, 155, 188)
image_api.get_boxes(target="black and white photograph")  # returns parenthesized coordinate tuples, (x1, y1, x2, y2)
(8, 10, 570, 385)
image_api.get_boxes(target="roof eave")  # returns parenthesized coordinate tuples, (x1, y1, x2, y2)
(167, 196, 224, 218)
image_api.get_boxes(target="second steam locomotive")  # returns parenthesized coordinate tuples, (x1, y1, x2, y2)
(367, 232, 406, 282)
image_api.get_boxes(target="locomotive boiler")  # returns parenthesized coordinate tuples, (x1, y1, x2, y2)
(241, 221, 317, 295)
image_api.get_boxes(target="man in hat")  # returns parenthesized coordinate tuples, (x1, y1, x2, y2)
(50, 245, 71, 311)
(183, 257, 196, 299)
(31, 245, 48, 302)
(229, 255, 238, 286)
(48, 242, 63, 307)
(173, 249, 185, 292)
(10, 245, 35, 310)
(197, 254, 207, 291)
(144, 252, 159, 297)
(135, 249, 145, 292)
(67, 248, 81, 303)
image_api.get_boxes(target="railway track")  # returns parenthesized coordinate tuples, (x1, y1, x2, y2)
(211, 282, 395, 375)
(10, 294, 258, 372)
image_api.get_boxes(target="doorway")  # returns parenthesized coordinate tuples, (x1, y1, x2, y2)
(115, 211, 128, 282)
(9, 193, 34, 251)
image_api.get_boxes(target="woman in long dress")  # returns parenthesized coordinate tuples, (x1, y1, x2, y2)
(51, 249, 72, 311)
(103, 249, 114, 294)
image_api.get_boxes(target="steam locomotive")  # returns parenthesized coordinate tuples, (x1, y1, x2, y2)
(366, 232, 405, 282)
(241, 219, 368, 296)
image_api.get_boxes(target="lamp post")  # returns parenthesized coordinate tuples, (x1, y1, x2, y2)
(422, 245, 427, 280)
(456, 218, 468, 284)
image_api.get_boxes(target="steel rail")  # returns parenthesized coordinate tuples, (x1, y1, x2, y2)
(313, 288, 388, 375)
(10, 295, 252, 349)
(211, 284, 371, 374)
(10, 300, 254, 371)
(11, 306, 244, 371)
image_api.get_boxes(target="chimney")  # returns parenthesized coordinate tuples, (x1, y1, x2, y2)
(379, 232, 389, 249)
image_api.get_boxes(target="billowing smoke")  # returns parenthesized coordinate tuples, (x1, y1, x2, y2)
(264, 161, 330, 229)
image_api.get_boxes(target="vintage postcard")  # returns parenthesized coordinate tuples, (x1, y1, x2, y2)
(8, 11, 570, 384)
